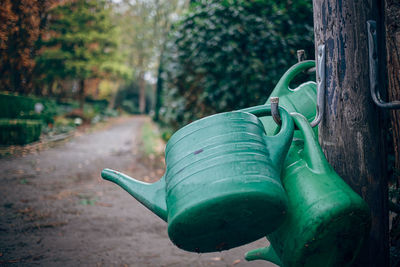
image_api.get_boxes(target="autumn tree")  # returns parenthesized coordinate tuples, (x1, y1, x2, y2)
(35, 0, 124, 107)
(0, 0, 53, 94)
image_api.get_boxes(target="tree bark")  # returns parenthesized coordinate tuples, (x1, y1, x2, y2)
(385, 0, 400, 185)
(79, 79, 85, 110)
(138, 54, 146, 114)
(154, 53, 164, 121)
(313, 0, 388, 266)
(138, 70, 146, 114)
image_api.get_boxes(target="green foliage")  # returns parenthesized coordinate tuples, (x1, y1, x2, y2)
(35, 0, 128, 86)
(102, 108, 119, 118)
(113, 82, 153, 114)
(0, 119, 42, 145)
(0, 93, 58, 124)
(0, 93, 37, 118)
(114, 82, 140, 114)
(85, 98, 109, 113)
(121, 100, 140, 114)
(50, 117, 76, 134)
(160, 0, 314, 129)
(160, 127, 173, 142)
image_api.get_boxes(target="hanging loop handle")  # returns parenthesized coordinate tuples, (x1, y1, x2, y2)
(310, 44, 326, 127)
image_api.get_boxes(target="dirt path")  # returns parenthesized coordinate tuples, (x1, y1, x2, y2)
(0, 116, 275, 266)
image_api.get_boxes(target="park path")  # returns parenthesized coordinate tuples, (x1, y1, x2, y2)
(0, 116, 274, 267)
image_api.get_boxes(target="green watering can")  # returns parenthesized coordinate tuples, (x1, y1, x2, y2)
(102, 104, 294, 253)
(260, 60, 317, 136)
(245, 113, 370, 267)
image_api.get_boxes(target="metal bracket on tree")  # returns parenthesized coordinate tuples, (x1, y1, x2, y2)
(367, 20, 400, 109)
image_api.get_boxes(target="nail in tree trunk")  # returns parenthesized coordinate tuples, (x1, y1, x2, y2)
(313, 0, 389, 266)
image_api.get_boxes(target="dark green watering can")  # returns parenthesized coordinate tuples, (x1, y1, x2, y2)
(260, 60, 317, 136)
(102, 104, 294, 253)
(245, 113, 370, 267)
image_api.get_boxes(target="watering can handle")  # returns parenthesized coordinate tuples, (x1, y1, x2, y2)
(240, 104, 293, 143)
(239, 104, 294, 167)
(272, 60, 316, 96)
(290, 112, 331, 173)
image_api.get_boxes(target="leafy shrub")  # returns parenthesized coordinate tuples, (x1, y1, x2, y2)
(85, 97, 109, 113)
(114, 82, 140, 114)
(82, 105, 98, 122)
(114, 82, 152, 114)
(160, 0, 314, 129)
(0, 119, 42, 145)
(49, 117, 76, 134)
(54, 117, 75, 128)
(103, 108, 119, 118)
(0, 92, 58, 124)
(121, 100, 140, 114)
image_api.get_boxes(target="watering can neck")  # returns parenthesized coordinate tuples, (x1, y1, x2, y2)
(101, 169, 167, 221)
(245, 245, 282, 266)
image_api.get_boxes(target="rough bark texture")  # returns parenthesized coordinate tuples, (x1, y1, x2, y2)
(313, 0, 389, 266)
(385, 0, 400, 185)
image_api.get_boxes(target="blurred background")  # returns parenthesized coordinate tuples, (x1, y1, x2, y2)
(0, 0, 316, 265)
(3, 0, 400, 266)
(0, 0, 314, 145)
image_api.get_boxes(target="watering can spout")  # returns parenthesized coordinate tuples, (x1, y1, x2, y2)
(101, 168, 167, 221)
(245, 245, 282, 266)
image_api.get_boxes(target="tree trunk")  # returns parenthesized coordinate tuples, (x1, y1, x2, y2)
(138, 53, 146, 114)
(139, 70, 146, 114)
(154, 55, 164, 121)
(385, 0, 400, 186)
(313, 0, 388, 266)
(79, 79, 85, 110)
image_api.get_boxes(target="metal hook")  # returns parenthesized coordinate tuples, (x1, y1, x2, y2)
(270, 97, 281, 125)
(367, 20, 400, 109)
(310, 44, 326, 127)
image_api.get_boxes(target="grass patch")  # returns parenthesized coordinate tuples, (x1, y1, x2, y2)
(141, 121, 159, 156)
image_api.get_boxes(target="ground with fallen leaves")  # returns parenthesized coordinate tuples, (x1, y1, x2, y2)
(0, 116, 274, 266)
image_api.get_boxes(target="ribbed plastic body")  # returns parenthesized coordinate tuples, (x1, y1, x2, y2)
(268, 114, 370, 266)
(165, 111, 290, 252)
(245, 61, 370, 265)
(102, 105, 294, 253)
(246, 114, 370, 266)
